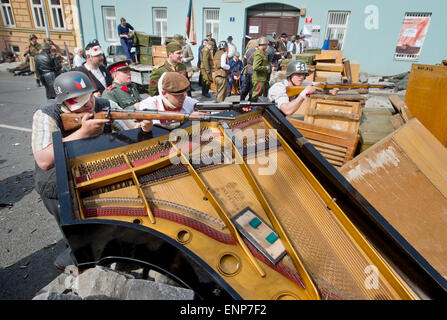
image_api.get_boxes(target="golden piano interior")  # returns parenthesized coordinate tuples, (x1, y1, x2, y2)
(53, 107, 447, 300)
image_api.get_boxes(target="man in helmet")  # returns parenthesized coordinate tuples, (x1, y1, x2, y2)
(213, 41, 231, 101)
(267, 60, 338, 116)
(251, 36, 269, 101)
(34, 42, 62, 99)
(200, 40, 214, 98)
(31, 71, 152, 269)
(24, 34, 42, 87)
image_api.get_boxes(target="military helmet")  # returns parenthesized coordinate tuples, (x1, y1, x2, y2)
(218, 41, 227, 50)
(258, 37, 268, 45)
(53, 71, 96, 107)
(286, 60, 309, 77)
(29, 34, 37, 40)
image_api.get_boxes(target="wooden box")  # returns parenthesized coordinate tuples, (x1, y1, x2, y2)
(135, 32, 162, 47)
(288, 119, 359, 168)
(350, 63, 360, 83)
(340, 118, 447, 277)
(138, 46, 152, 56)
(405, 64, 447, 146)
(329, 39, 339, 50)
(316, 63, 344, 72)
(152, 56, 167, 66)
(151, 45, 167, 57)
(304, 98, 362, 134)
(315, 71, 342, 83)
(295, 53, 315, 66)
(138, 54, 153, 66)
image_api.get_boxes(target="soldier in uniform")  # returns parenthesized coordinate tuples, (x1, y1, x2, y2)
(24, 34, 42, 87)
(251, 37, 269, 102)
(102, 60, 142, 110)
(213, 41, 230, 102)
(148, 41, 188, 96)
(200, 40, 214, 98)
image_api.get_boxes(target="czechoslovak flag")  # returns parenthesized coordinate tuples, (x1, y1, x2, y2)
(74, 77, 87, 90)
(186, 0, 196, 45)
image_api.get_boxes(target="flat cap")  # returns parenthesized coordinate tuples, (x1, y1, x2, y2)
(162, 72, 190, 94)
(166, 41, 182, 53)
(107, 59, 131, 73)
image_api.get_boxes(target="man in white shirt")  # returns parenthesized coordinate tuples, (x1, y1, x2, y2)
(72, 47, 86, 68)
(268, 60, 338, 116)
(74, 43, 112, 97)
(139, 72, 199, 125)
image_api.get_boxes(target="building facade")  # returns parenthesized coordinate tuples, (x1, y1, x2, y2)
(64, 1, 447, 75)
(0, 0, 82, 58)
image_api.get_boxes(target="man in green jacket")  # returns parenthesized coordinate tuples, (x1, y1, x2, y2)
(251, 37, 269, 101)
(200, 40, 214, 98)
(148, 41, 188, 96)
(102, 60, 142, 109)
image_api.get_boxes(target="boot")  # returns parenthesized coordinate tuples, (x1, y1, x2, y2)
(36, 79, 42, 87)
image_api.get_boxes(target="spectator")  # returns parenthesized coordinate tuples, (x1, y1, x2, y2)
(228, 51, 243, 95)
(72, 47, 86, 68)
(227, 36, 237, 58)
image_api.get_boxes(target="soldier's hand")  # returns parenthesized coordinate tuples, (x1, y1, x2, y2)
(136, 119, 153, 133)
(328, 88, 339, 95)
(79, 113, 109, 137)
(93, 91, 102, 98)
(299, 85, 323, 99)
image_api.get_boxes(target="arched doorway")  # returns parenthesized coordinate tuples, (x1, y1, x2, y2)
(245, 3, 300, 41)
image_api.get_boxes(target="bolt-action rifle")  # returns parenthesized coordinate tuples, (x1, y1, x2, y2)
(286, 83, 395, 97)
(61, 107, 236, 131)
(194, 101, 273, 113)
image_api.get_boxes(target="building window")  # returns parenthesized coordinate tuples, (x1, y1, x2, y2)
(394, 12, 432, 61)
(204, 8, 219, 41)
(325, 11, 350, 50)
(102, 6, 118, 42)
(153, 8, 167, 44)
(11, 45, 20, 55)
(49, 0, 64, 29)
(30, 0, 46, 29)
(1, 0, 15, 27)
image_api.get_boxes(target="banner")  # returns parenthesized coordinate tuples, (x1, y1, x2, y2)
(395, 13, 431, 61)
(186, 0, 197, 45)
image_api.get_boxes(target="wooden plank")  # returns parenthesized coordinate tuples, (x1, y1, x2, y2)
(343, 60, 352, 83)
(315, 71, 342, 83)
(340, 119, 447, 276)
(390, 114, 405, 129)
(350, 63, 360, 83)
(405, 64, 447, 146)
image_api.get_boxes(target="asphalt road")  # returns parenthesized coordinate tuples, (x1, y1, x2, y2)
(0, 66, 65, 300)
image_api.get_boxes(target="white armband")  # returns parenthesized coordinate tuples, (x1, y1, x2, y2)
(299, 87, 311, 100)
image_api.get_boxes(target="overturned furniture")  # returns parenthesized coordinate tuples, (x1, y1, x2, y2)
(54, 107, 447, 300)
(340, 118, 447, 281)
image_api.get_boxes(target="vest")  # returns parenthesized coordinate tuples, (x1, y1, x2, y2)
(34, 98, 111, 200)
(213, 50, 227, 78)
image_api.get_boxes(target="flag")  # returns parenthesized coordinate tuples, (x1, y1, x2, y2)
(74, 78, 86, 90)
(186, 0, 197, 45)
(322, 35, 330, 50)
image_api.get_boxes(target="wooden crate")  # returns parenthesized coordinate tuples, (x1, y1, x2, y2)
(405, 64, 447, 146)
(315, 71, 342, 83)
(350, 63, 360, 83)
(304, 98, 362, 134)
(316, 62, 344, 72)
(288, 118, 359, 168)
(135, 32, 162, 46)
(340, 118, 447, 277)
(151, 45, 167, 57)
(138, 54, 153, 66)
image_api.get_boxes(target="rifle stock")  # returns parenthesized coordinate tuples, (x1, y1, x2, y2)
(286, 83, 395, 97)
(61, 109, 235, 131)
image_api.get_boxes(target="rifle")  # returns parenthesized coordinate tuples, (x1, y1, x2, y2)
(194, 101, 273, 113)
(286, 83, 395, 97)
(60, 108, 236, 131)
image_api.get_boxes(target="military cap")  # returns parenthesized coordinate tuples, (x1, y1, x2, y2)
(161, 72, 190, 94)
(107, 59, 132, 73)
(227, 36, 233, 41)
(206, 40, 214, 46)
(166, 41, 182, 53)
(173, 34, 184, 41)
(29, 34, 37, 40)
(206, 32, 212, 37)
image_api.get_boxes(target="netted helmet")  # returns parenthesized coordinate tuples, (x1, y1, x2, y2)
(286, 60, 309, 77)
(218, 41, 227, 50)
(53, 71, 96, 106)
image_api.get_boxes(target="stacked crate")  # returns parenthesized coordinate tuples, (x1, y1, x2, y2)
(314, 50, 360, 83)
(135, 32, 162, 66)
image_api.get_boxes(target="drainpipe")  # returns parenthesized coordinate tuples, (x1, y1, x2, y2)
(75, 0, 84, 47)
(90, 0, 98, 41)
(41, 0, 50, 39)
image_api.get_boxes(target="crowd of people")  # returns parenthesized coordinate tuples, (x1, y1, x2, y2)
(28, 16, 335, 270)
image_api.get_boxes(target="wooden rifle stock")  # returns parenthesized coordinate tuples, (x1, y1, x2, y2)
(61, 109, 235, 131)
(286, 83, 395, 97)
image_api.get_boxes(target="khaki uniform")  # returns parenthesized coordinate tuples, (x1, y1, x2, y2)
(28, 42, 42, 81)
(251, 48, 268, 100)
(213, 49, 229, 102)
(200, 47, 213, 93)
(148, 60, 187, 96)
(102, 81, 142, 110)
